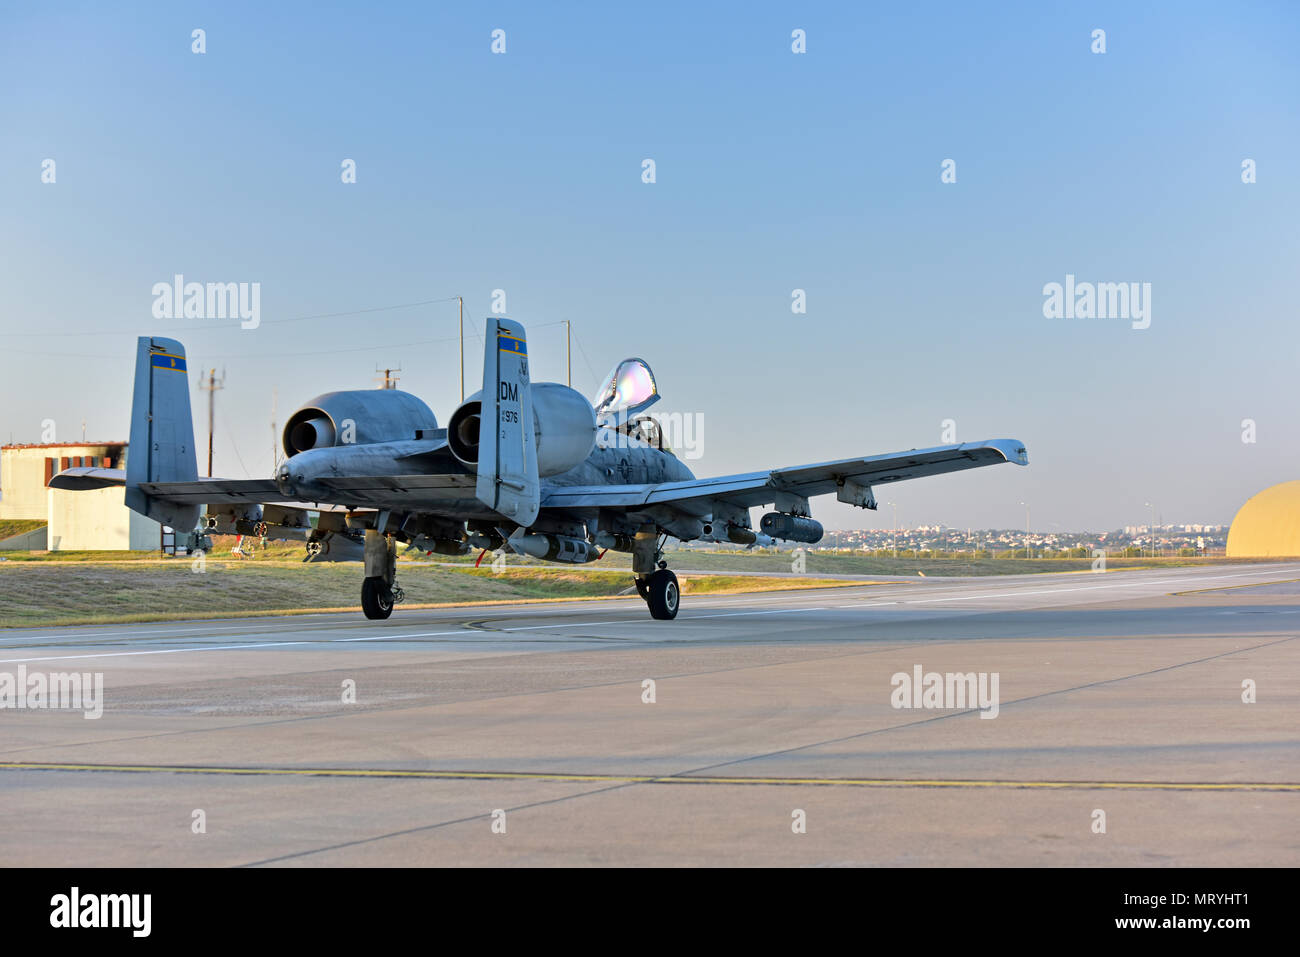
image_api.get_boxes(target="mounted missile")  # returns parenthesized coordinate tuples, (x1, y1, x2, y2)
(700, 521, 773, 547)
(506, 532, 598, 564)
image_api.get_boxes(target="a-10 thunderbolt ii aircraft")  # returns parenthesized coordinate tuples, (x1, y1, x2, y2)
(53, 318, 1028, 621)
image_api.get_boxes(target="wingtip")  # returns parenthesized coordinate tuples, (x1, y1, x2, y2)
(977, 438, 1029, 466)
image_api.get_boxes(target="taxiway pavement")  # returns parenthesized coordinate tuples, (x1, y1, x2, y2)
(1, 562, 1297, 866)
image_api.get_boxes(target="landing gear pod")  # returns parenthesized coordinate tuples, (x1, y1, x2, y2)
(760, 512, 824, 544)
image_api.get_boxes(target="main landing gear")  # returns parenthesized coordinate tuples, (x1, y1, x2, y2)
(641, 565, 679, 620)
(361, 528, 404, 620)
(361, 576, 395, 619)
(632, 526, 679, 620)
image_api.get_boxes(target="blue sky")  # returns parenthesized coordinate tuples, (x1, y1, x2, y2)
(2, 1, 1297, 530)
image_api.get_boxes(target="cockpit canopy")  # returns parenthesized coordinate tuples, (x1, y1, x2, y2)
(592, 358, 660, 424)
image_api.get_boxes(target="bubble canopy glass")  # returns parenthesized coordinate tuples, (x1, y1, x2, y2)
(593, 358, 659, 418)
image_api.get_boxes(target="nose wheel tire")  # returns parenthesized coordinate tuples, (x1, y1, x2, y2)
(645, 568, 679, 620)
(361, 576, 395, 620)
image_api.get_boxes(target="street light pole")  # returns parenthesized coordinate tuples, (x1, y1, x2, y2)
(1145, 501, 1157, 558)
(886, 502, 898, 557)
(1020, 501, 1030, 559)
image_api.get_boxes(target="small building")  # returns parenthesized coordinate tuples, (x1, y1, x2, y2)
(0, 442, 160, 551)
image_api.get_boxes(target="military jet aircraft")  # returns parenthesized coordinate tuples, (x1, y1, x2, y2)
(52, 318, 1028, 620)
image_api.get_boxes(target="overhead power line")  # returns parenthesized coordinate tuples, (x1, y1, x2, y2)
(0, 295, 466, 337)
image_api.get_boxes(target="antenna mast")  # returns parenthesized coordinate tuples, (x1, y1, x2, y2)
(374, 365, 402, 390)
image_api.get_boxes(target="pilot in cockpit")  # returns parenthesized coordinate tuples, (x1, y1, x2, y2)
(592, 358, 671, 453)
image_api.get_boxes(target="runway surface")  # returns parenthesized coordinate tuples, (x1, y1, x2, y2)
(1, 562, 1298, 866)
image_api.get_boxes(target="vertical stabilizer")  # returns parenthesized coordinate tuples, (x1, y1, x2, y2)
(475, 318, 540, 527)
(125, 336, 202, 531)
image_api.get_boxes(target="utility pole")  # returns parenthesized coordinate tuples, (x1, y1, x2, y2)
(1145, 501, 1157, 558)
(458, 296, 464, 402)
(564, 319, 571, 388)
(374, 365, 401, 390)
(197, 367, 225, 478)
(886, 501, 898, 557)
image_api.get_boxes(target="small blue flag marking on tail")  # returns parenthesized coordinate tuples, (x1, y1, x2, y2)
(498, 334, 527, 355)
(151, 353, 187, 372)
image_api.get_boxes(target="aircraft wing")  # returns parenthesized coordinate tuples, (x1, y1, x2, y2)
(540, 439, 1029, 515)
(52, 437, 1027, 525)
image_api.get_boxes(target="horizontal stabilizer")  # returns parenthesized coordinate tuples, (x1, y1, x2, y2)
(120, 473, 478, 511)
(48, 467, 126, 491)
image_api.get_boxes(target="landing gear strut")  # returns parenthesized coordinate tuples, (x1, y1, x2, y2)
(362, 528, 403, 620)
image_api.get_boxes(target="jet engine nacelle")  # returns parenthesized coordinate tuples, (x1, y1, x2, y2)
(447, 382, 596, 477)
(282, 390, 438, 457)
(760, 512, 824, 544)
